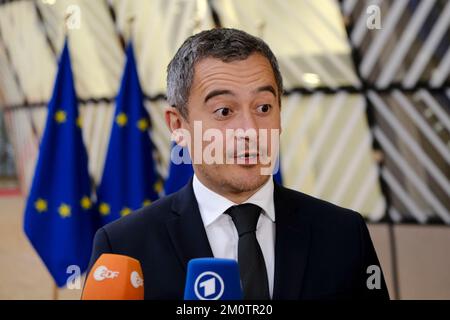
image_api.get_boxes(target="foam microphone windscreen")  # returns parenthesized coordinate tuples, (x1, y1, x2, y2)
(82, 253, 144, 300)
(184, 258, 243, 300)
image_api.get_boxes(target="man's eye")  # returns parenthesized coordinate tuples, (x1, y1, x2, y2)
(214, 107, 232, 118)
(256, 104, 272, 113)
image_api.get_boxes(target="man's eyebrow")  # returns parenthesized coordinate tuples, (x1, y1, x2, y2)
(203, 85, 277, 103)
(204, 89, 235, 103)
(254, 85, 277, 97)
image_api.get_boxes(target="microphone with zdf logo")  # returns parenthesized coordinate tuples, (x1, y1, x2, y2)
(184, 258, 243, 300)
(82, 253, 144, 300)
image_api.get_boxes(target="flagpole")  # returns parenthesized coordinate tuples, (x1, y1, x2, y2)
(52, 284, 58, 300)
(127, 16, 135, 41)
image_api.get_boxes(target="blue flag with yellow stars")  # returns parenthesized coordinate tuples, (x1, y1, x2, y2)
(164, 143, 194, 195)
(96, 43, 161, 225)
(164, 144, 283, 195)
(23, 39, 97, 287)
(274, 156, 283, 185)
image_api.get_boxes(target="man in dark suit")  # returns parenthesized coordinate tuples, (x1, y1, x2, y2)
(88, 28, 389, 300)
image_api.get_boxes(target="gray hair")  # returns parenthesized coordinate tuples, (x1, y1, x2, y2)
(166, 28, 283, 119)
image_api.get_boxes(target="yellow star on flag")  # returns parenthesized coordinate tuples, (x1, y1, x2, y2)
(34, 198, 48, 213)
(99, 202, 110, 216)
(116, 112, 128, 127)
(54, 110, 67, 123)
(76, 115, 83, 128)
(142, 199, 152, 207)
(120, 207, 132, 217)
(154, 180, 163, 194)
(58, 203, 71, 218)
(137, 118, 149, 131)
(80, 196, 92, 210)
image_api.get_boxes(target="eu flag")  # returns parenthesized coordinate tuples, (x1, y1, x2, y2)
(96, 43, 161, 225)
(274, 156, 283, 185)
(164, 143, 194, 195)
(23, 39, 97, 287)
(164, 144, 283, 194)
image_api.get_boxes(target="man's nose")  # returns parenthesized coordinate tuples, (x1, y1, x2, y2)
(236, 109, 258, 131)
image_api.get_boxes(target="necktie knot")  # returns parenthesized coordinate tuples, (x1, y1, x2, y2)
(226, 203, 262, 237)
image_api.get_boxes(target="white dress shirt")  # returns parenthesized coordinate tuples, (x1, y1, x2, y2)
(192, 174, 276, 298)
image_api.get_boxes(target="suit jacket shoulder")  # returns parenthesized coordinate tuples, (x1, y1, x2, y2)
(274, 183, 365, 235)
(89, 190, 179, 266)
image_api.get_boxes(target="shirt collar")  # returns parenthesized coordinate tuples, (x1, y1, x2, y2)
(193, 174, 276, 228)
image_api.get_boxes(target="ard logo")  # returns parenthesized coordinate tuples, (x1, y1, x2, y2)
(194, 271, 225, 300)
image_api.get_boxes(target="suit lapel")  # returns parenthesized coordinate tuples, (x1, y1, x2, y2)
(272, 183, 312, 299)
(166, 179, 214, 271)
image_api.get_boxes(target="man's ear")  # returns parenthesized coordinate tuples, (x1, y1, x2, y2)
(165, 107, 188, 147)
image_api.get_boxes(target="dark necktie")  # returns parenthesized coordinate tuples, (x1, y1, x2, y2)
(226, 203, 270, 300)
